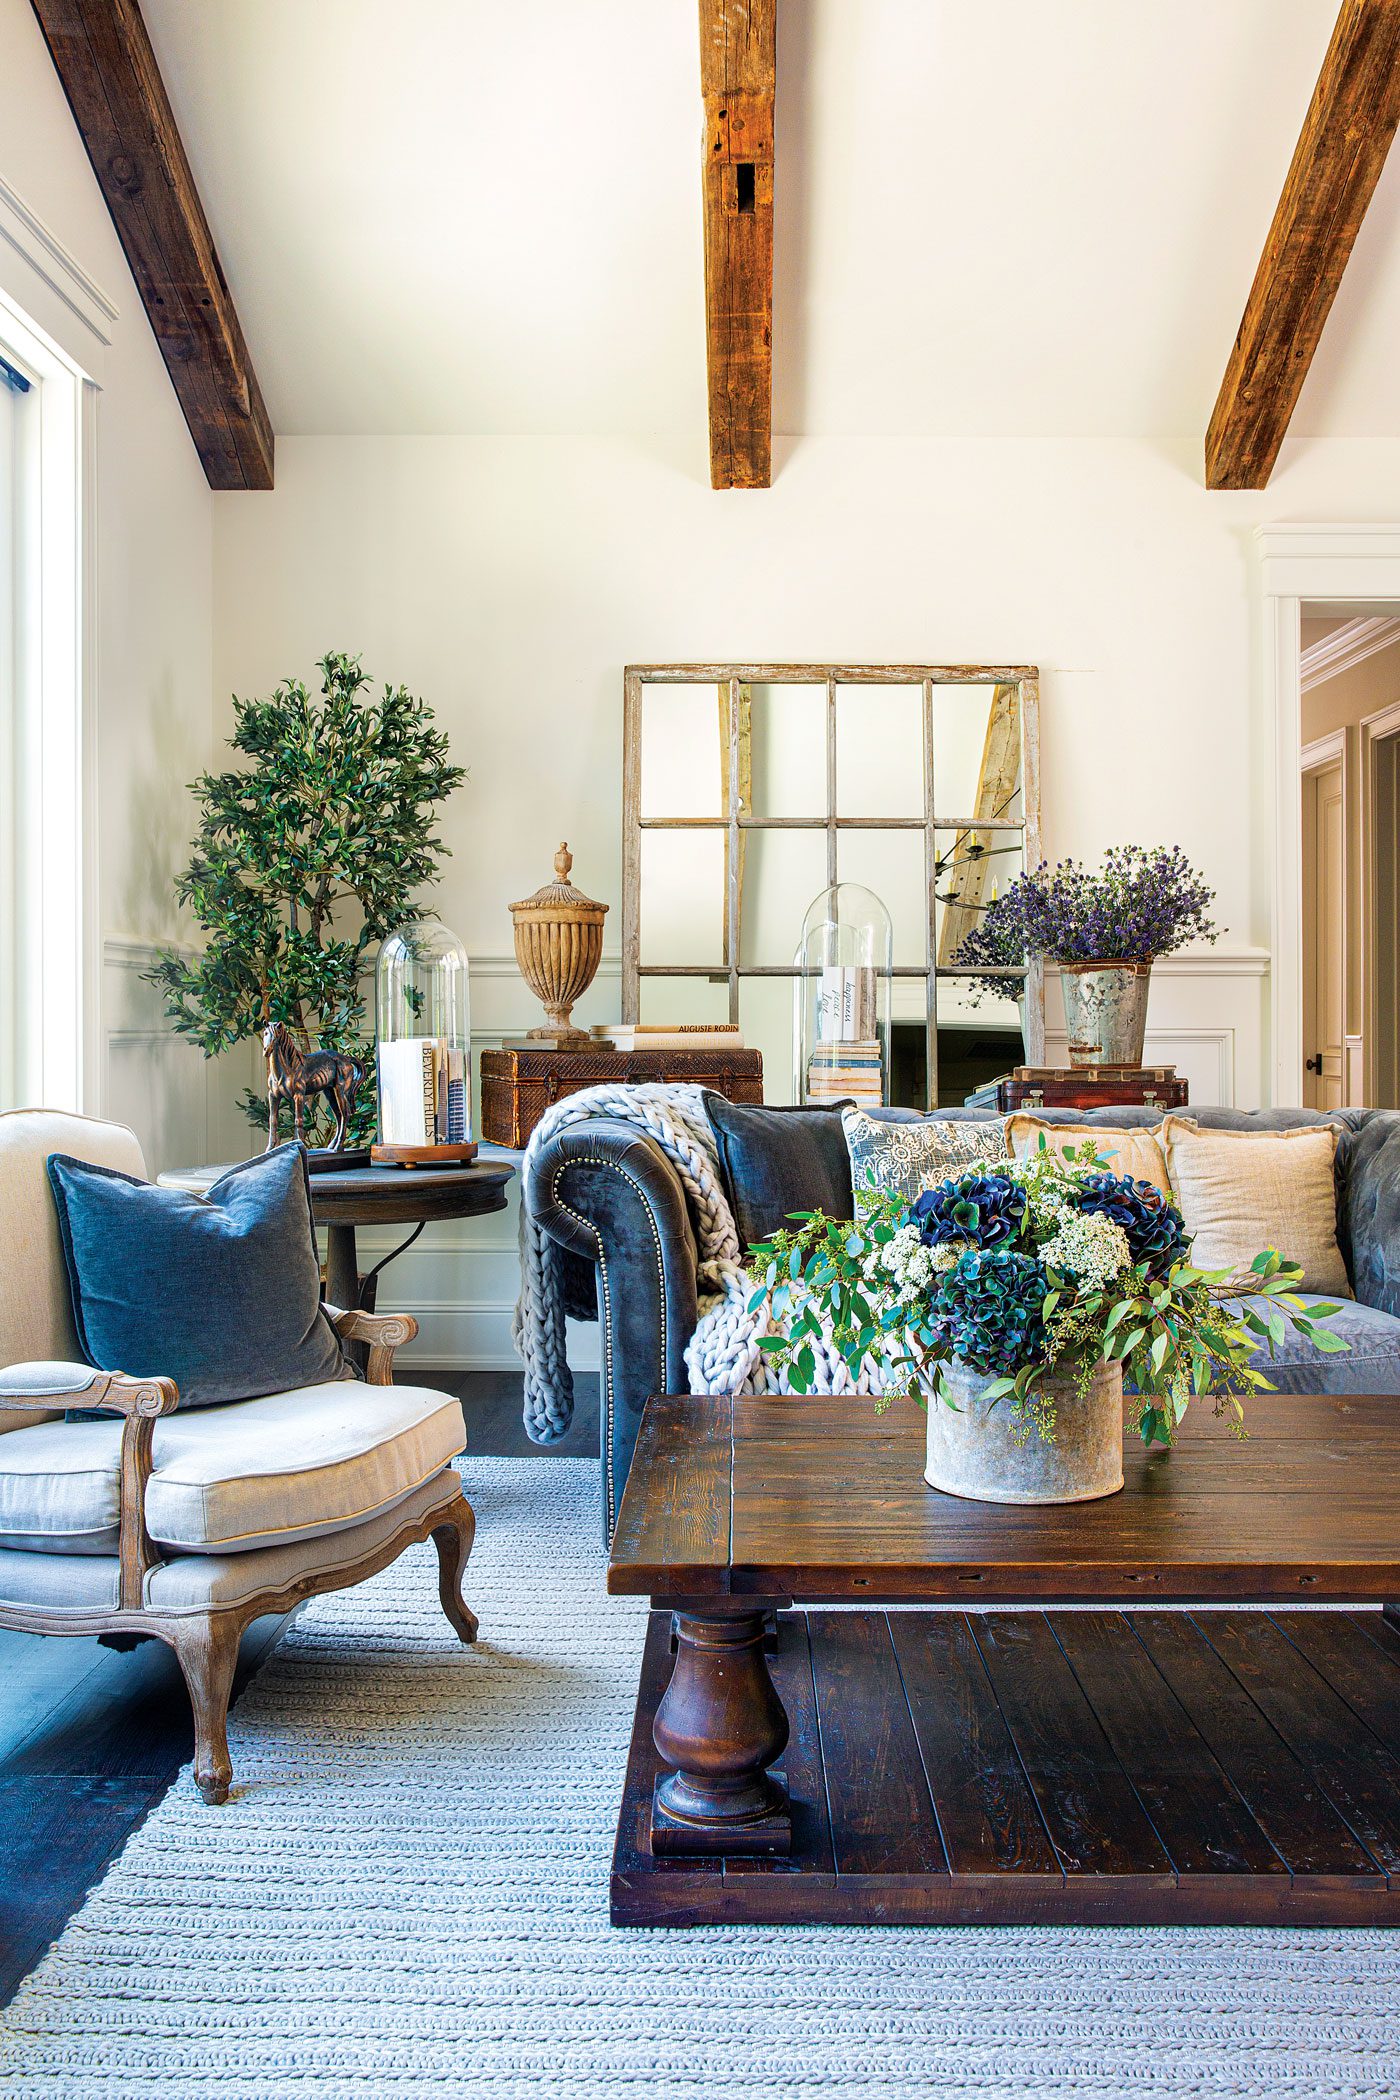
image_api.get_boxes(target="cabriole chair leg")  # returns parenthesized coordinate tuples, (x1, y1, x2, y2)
(170, 1615, 241, 1804)
(432, 1499, 478, 1644)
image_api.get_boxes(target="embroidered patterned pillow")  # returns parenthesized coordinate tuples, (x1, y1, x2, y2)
(841, 1107, 1009, 1221)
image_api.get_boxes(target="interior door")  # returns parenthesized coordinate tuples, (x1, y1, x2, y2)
(1302, 756, 1344, 1110)
(1372, 731, 1400, 1109)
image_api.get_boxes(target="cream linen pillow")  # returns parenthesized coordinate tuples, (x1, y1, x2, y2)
(1006, 1115, 1171, 1195)
(1156, 1116, 1351, 1298)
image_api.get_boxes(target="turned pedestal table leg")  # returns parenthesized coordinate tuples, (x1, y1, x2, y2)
(650, 1605, 791, 1857)
(324, 1223, 362, 1312)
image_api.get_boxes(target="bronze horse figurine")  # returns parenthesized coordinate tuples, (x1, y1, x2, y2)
(262, 1022, 365, 1152)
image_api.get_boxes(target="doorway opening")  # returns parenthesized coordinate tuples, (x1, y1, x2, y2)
(1299, 608, 1400, 1109)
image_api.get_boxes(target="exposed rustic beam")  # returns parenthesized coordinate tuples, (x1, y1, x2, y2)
(29, 0, 273, 490)
(698, 0, 775, 489)
(1206, 0, 1400, 491)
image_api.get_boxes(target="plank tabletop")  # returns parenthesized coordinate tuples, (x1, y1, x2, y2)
(607, 1392, 1400, 1605)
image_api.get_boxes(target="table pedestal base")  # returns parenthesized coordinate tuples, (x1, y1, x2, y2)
(614, 1605, 1400, 1928)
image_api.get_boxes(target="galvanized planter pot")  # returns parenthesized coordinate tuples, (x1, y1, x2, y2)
(925, 1359, 1125, 1504)
(1059, 959, 1151, 1068)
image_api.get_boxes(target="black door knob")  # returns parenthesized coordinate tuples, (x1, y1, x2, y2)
(1305, 1054, 1323, 1074)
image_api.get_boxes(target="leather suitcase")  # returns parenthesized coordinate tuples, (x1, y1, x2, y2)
(479, 1045, 764, 1148)
(995, 1064, 1189, 1114)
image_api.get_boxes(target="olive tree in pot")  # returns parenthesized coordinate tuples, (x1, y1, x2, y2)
(954, 845, 1219, 1068)
(148, 652, 465, 1151)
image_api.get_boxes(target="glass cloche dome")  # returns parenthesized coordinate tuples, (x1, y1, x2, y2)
(793, 883, 893, 1109)
(375, 917, 472, 1146)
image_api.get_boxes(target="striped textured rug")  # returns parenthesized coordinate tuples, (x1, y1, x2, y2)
(2, 1456, 1398, 2099)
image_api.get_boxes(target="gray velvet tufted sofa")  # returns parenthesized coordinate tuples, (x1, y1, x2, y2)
(527, 1101, 1400, 1536)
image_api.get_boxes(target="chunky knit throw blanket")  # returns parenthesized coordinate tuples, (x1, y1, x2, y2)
(516, 1083, 868, 1443)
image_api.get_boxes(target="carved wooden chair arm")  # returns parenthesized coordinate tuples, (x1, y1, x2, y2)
(325, 1306, 419, 1386)
(0, 1365, 179, 1610)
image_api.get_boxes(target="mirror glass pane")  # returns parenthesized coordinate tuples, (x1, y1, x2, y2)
(740, 828, 828, 968)
(930, 681, 1022, 826)
(932, 824, 1024, 974)
(639, 684, 725, 820)
(835, 828, 927, 968)
(638, 973, 732, 1026)
(747, 683, 827, 819)
(836, 683, 923, 818)
(639, 830, 725, 966)
(934, 974, 1026, 1108)
(738, 976, 800, 1106)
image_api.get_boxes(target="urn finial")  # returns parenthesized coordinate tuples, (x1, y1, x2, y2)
(510, 844, 609, 1044)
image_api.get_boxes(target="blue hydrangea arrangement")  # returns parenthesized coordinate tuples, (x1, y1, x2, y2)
(748, 1135, 1349, 1448)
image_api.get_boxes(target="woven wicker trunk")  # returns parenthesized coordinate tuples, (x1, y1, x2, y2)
(479, 1046, 764, 1148)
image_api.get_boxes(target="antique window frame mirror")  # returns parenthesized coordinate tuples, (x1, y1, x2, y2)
(622, 664, 1043, 1110)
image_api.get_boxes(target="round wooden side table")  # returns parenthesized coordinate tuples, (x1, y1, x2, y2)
(157, 1153, 515, 1310)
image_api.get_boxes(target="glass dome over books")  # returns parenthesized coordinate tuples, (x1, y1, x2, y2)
(793, 883, 894, 1108)
(375, 918, 472, 1150)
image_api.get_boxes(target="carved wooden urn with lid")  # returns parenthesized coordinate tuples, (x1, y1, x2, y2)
(509, 843, 609, 1044)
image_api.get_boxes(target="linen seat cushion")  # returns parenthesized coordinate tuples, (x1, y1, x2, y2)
(1242, 1293, 1400, 1395)
(45, 1143, 347, 1406)
(0, 1383, 465, 1556)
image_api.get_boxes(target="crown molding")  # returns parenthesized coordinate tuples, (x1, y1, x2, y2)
(0, 175, 117, 348)
(1300, 616, 1400, 690)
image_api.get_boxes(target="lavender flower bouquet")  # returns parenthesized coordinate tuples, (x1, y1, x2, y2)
(954, 845, 1219, 972)
(954, 845, 1219, 1060)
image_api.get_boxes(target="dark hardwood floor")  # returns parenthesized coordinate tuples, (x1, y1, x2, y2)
(0, 1369, 598, 2007)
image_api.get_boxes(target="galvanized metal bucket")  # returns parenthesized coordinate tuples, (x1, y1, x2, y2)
(925, 1359, 1125, 1504)
(1059, 959, 1151, 1068)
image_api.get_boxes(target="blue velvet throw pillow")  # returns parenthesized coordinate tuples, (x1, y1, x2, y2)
(45, 1144, 347, 1407)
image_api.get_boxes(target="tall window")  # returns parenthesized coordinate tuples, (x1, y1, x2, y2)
(0, 352, 23, 1106)
(0, 292, 91, 1113)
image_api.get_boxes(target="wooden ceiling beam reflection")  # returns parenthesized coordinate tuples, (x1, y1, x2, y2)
(29, 0, 274, 490)
(698, 0, 776, 489)
(1206, 0, 1400, 491)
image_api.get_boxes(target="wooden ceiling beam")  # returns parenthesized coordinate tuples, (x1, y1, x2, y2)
(698, 0, 775, 489)
(1206, 0, 1400, 491)
(29, 0, 273, 490)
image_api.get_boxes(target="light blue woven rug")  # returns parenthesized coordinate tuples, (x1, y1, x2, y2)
(2, 1456, 1398, 2098)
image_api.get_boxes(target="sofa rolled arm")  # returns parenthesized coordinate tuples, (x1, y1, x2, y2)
(527, 1119, 700, 1537)
(1338, 1110, 1400, 1318)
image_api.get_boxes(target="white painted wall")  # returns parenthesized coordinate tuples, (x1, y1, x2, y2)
(0, 0, 215, 1175)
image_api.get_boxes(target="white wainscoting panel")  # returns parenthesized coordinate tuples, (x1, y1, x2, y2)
(101, 938, 211, 1176)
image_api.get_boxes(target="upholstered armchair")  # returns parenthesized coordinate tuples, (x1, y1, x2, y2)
(0, 1109, 477, 1804)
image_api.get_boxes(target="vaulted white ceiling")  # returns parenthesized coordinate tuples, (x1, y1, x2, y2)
(139, 0, 1400, 445)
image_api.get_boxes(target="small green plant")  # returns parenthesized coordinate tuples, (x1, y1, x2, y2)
(148, 652, 465, 1147)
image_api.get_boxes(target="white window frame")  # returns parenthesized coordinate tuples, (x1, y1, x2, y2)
(0, 283, 98, 1113)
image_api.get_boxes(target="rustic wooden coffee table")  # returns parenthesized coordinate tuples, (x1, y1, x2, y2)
(607, 1391, 1400, 1927)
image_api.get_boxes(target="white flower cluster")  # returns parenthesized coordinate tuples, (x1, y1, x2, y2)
(862, 1223, 956, 1308)
(1039, 1210, 1131, 1293)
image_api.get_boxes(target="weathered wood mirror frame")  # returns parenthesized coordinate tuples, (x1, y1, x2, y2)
(622, 663, 1043, 1109)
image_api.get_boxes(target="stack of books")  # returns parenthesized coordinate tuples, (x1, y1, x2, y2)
(807, 1038, 884, 1105)
(377, 1036, 470, 1145)
(591, 1023, 745, 1053)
